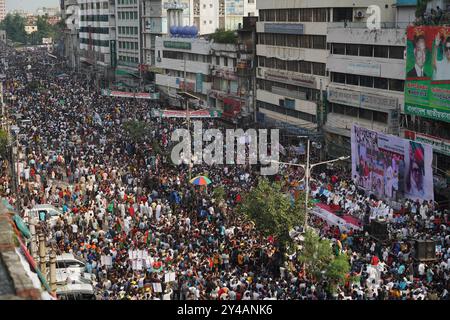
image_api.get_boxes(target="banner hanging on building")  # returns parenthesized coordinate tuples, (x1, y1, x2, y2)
(404, 26, 450, 123)
(101, 89, 159, 100)
(351, 124, 434, 202)
(151, 109, 222, 118)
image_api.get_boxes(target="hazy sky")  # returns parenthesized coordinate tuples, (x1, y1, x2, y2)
(6, 0, 59, 13)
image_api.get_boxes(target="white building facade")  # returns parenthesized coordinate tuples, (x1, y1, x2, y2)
(154, 36, 212, 106)
(78, 0, 117, 84)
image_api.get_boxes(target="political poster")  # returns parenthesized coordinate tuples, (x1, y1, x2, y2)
(405, 26, 450, 123)
(351, 125, 434, 202)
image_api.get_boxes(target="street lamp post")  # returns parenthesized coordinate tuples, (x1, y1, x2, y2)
(271, 138, 349, 229)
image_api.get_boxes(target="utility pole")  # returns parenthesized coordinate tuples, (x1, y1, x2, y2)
(184, 53, 192, 180)
(49, 250, 57, 293)
(39, 233, 47, 279)
(304, 138, 310, 230)
(0, 81, 4, 130)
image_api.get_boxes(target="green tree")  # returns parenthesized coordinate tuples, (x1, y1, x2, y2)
(211, 29, 237, 44)
(0, 129, 9, 160)
(326, 253, 351, 289)
(123, 120, 150, 143)
(238, 178, 305, 250)
(0, 13, 27, 44)
(212, 185, 226, 203)
(297, 228, 333, 279)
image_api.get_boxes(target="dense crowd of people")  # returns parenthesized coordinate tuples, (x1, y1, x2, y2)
(0, 43, 449, 300)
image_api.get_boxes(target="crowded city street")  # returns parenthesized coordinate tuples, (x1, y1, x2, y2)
(1, 41, 449, 301)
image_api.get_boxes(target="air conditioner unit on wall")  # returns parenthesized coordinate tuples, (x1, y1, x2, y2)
(354, 10, 365, 19)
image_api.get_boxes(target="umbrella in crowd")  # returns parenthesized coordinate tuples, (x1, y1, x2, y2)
(189, 175, 212, 186)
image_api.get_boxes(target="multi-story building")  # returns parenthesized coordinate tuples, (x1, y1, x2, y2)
(36, 7, 61, 17)
(61, 0, 81, 71)
(154, 35, 212, 107)
(78, 0, 117, 87)
(324, 20, 406, 159)
(24, 25, 38, 34)
(208, 17, 257, 125)
(141, 0, 191, 70)
(115, 0, 141, 87)
(0, 0, 5, 22)
(256, 1, 334, 136)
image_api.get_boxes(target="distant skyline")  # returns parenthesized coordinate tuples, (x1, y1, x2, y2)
(6, 0, 59, 13)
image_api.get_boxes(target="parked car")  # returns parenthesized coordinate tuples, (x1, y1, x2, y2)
(56, 253, 87, 284)
(27, 204, 63, 228)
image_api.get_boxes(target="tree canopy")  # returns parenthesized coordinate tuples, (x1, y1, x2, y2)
(211, 29, 237, 44)
(238, 178, 305, 249)
(0, 13, 64, 45)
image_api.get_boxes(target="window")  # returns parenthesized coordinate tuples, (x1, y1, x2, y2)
(360, 75, 374, 88)
(288, 9, 299, 22)
(312, 36, 326, 49)
(359, 45, 373, 57)
(374, 45, 389, 58)
(333, 103, 345, 115)
(346, 44, 358, 56)
(345, 105, 358, 117)
(333, 8, 353, 22)
(332, 72, 346, 84)
(373, 111, 388, 123)
(313, 8, 327, 22)
(346, 74, 359, 85)
(299, 61, 311, 74)
(216, 56, 220, 65)
(389, 46, 404, 59)
(287, 60, 298, 72)
(332, 43, 345, 55)
(299, 8, 312, 22)
(312, 62, 325, 76)
(224, 57, 228, 66)
(277, 9, 287, 22)
(359, 108, 372, 120)
(374, 77, 388, 90)
(389, 79, 404, 92)
(267, 10, 275, 21)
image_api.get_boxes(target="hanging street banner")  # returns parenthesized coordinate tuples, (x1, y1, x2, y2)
(151, 109, 222, 118)
(101, 89, 160, 100)
(404, 26, 450, 123)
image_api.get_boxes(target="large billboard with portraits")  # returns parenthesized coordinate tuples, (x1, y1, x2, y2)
(405, 26, 450, 123)
(351, 125, 434, 203)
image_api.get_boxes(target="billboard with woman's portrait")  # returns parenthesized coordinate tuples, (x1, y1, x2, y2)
(351, 125, 434, 203)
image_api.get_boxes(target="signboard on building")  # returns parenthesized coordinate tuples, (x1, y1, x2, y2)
(151, 109, 222, 118)
(163, 2, 188, 9)
(264, 69, 316, 88)
(351, 124, 434, 202)
(404, 130, 450, 156)
(225, 0, 244, 15)
(163, 41, 191, 50)
(264, 23, 304, 35)
(101, 89, 159, 100)
(347, 62, 381, 77)
(177, 78, 195, 92)
(328, 87, 398, 111)
(196, 73, 203, 93)
(404, 26, 450, 123)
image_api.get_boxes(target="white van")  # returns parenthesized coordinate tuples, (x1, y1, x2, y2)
(56, 283, 96, 300)
(27, 204, 63, 228)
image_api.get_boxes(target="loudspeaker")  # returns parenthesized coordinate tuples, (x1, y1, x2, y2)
(370, 220, 388, 241)
(414, 240, 436, 261)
